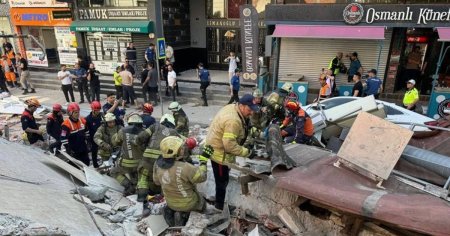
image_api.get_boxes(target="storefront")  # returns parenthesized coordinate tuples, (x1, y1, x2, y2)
(1, 1, 14, 55)
(70, 7, 153, 74)
(10, 7, 75, 67)
(206, 0, 269, 70)
(265, 3, 450, 95)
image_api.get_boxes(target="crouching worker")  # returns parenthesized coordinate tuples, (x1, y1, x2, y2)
(280, 101, 314, 144)
(94, 113, 120, 164)
(111, 114, 144, 195)
(153, 136, 208, 227)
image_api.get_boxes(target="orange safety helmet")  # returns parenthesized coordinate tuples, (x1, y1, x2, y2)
(285, 101, 300, 112)
(185, 137, 197, 150)
(25, 98, 41, 107)
(52, 103, 62, 112)
(143, 103, 154, 114)
(67, 102, 80, 114)
(90, 101, 101, 111)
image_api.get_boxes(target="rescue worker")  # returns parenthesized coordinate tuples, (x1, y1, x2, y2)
(141, 103, 156, 129)
(314, 76, 331, 102)
(153, 136, 208, 226)
(111, 114, 145, 195)
(134, 114, 179, 201)
(266, 82, 294, 125)
(21, 98, 44, 145)
(250, 88, 270, 137)
(328, 52, 344, 76)
(94, 113, 120, 163)
(205, 94, 258, 210)
(197, 62, 210, 106)
(403, 79, 419, 111)
(85, 101, 103, 168)
(168, 102, 189, 137)
(281, 101, 314, 144)
(46, 103, 64, 153)
(61, 103, 90, 166)
(1, 54, 17, 87)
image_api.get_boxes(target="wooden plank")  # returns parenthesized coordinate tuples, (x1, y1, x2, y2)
(337, 112, 413, 180)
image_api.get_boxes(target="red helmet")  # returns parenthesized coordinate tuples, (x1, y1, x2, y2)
(90, 101, 101, 111)
(185, 137, 197, 150)
(52, 103, 62, 112)
(143, 103, 154, 114)
(285, 101, 300, 112)
(67, 102, 80, 113)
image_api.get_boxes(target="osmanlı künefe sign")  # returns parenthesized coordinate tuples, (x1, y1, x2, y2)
(240, 5, 259, 81)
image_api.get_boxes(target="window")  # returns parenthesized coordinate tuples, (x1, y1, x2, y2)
(86, 32, 131, 62)
(77, 0, 139, 7)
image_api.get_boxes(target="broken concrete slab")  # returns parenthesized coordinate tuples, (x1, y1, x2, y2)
(42, 154, 87, 185)
(123, 202, 144, 218)
(78, 186, 108, 202)
(277, 208, 305, 235)
(0, 214, 69, 236)
(73, 194, 112, 215)
(84, 166, 124, 192)
(138, 214, 169, 236)
(123, 221, 142, 236)
(108, 212, 126, 223)
(21, 222, 69, 236)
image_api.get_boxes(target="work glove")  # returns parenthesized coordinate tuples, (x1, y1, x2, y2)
(200, 145, 214, 159)
(246, 149, 256, 160)
(101, 142, 112, 151)
(198, 155, 209, 165)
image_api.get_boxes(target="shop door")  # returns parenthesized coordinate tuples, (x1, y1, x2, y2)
(207, 28, 240, 70)
(42, 28, 58, 63)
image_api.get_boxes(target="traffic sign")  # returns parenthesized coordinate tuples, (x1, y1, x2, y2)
(157, 38, 166, 59)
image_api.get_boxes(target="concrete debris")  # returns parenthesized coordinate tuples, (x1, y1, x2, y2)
(0, 213, 68, 236)
(108, 212, 126, 223)
(77, 185, 108, 202)
(84, 166, 124, 192)
(123, 202, 144, 219)
(137, 214, 169, 236)
(261, 215, 284, 231)
(181, 211, 209, 236)
(73, 194, 112, 216)
(207, 204, 231, 234)
(277, 208, 305, 235)
(123, 221, 142, 236)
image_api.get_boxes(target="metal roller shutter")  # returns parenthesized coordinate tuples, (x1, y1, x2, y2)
(278, 29, 393, 89)
(131, 33, 151, 69)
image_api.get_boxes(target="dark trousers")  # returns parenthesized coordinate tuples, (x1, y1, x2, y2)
(61, 84, 75, 103)
(170, 86, 176, 101)
(123, 85, 136, 105)
(228, 90, 239, 104)
(73, 151, 90, 166)
(90, 142, 99, 168)
(0, 80, 9, 93)
(163, 79, 170, 96)
(211, 161, 230, 210)
(49, 140, 61, 154)
(115, 85, 123, 100)
(200, 81, 210, 106)
(149, 86, 158, 105)
(176, 83, 181, 95)
(77, 80, 91, 103)
(348, 75, 354, 83)
(90, 85, 100, 101)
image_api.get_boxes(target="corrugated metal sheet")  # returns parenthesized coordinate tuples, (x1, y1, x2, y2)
(278, 29, 393, 89)
(131, 33, 149, 69)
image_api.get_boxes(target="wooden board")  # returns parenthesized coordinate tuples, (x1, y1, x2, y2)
(337, 112, 413, 180)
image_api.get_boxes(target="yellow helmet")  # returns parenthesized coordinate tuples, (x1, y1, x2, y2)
(160, 136, 184, 159)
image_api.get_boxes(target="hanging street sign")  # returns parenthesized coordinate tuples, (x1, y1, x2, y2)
(157, 38, 166, 59)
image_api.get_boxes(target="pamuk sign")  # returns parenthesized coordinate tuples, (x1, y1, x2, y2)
(344, 3, 450, 25)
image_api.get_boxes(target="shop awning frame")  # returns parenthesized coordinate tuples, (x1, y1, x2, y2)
(70, 21, 153, 33)
(272, 25, 385, 40)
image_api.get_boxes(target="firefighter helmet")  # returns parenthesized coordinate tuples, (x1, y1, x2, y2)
(168, 101, 181, 111)
(253, 88, 263, 98)
(127, 114, 143, 124)
(104, 113, 116, 122)
(25, 98, 41, 107)
(90, 101, 101, 111)
(160, 136, 184, 159)
(52, 103, 62, 112)
(143, 103, 154, 114)
(281, 82, 293, 93)
(160, 113, 175, 127)
(285, 101, 300, 112)
(67, 103, 80, 113)
(185, 137, 197, 150)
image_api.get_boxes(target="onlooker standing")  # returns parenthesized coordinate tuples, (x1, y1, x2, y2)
(167, 64, 177, 101)
(161, 59, 170, 96)
(120, 66, 137, 108)
(328, 52, 344, 76)
(144, 43, 155, 64)
(77, 56, 90, 71)
(2, 39, 13, 55)
(404, 46, 422, 84)
(365, 69, 383, 99)
(87, 63, 101, 101)
(228, 68, 240, 104)
(58, 64, 75, 104)
(140, 63, 150, 102)
(121, 58, 136, 77)
(351, 72, 363, 97)
(143, 61, 159, 105)
(72, 62, 90, 103)
(0, 65, 9, 93)
(224, 52, 239, 89)
(325, 69, 335, 95)
(314, 76, 331, 102)
(113, 66, 123, 99)
(125, 42, 137, 71)
(347, 52, 362, 83)
(198, 62, 210, 106)
(403, 79, 419, 111)
(17, 53, 35, 94)
(165, 43, 175, 66)
(103, 92, 125, 126)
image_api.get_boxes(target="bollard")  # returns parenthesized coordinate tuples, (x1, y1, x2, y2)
(4, 124, 9, 141)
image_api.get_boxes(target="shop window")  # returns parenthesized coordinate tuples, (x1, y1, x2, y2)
(253, 0, 270, 17)
(86, 33, 131, 62)
(228, 0, 246, 18)
(207, 0, 227, 18)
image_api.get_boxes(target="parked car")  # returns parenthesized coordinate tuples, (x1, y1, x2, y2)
(303, 97, 435, 131)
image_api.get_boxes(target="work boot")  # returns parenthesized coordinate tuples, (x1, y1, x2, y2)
(174, 211, 190, 226)
(137, 189, 148, 202)
(22, 89, 28, 95)
(30, 89, 36, 93)
(142, 199, 151, 218)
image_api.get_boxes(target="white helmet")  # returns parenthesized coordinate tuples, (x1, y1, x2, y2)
(281, 82, 293, 93)
(160, 113, 175, 127)
(104, 113, 116, 122)
(168, 101, 181, 111)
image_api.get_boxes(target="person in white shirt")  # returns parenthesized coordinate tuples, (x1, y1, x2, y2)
(58, 65, 75, 104)
(224, 51, 239, 93)
(167, 64, 177, 101)
(165, 44, 175, 64)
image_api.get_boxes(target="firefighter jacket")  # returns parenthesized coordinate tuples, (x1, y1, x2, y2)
(135, 124, 179, 164)
(85, 112, 102, 143)
(282, 108, 314, 142)
(153, 160, 206, 212)
(112, 125, 144, 170)
(46, 113, 63, 141)
(61, 117, 89, 153)
(94, 125, 120, 158)
(173, 109, 189, 137)
(250, 98, 269, 131)
(205, 104, 250, 164)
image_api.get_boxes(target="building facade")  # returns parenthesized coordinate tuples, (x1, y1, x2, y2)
(0, 0, 14, 55)
(266, 1, 450, 95)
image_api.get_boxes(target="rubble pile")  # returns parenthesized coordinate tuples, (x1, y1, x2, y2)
(0, 213, 69, 236)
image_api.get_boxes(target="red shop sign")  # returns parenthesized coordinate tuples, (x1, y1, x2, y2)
(407, 36, 428, 43)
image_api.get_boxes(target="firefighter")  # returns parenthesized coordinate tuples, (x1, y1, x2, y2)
(266, 82, 294, 125)
(61, 103, 90, 166)
(46, 103, 64, 154)
(86, 101, 103, 168)
(249, 88, 270, 140)
(153, 136, 208, 227)
(134, 114, 179, 201)
(205, 94, 258, 210)
(280, 101, 314, 144)
(141, 103, 156, 129)
(111, 114, 145, 195)
(94, 113, 120, 164)
(21, 98, 44, 145)
(168, 102, 189, 136)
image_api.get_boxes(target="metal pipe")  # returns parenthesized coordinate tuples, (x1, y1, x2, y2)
(392, 121, 450, 132)
(402, 145, 450, 178)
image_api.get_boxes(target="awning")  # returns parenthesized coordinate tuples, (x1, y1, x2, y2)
(273, 25, 385, 40)
(437, 27, 450, 42)
(70, 21, 153, 33)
